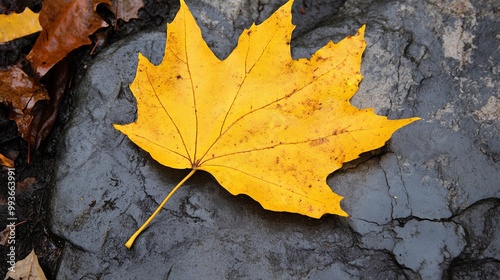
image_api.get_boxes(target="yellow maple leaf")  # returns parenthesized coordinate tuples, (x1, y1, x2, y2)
(0, 9, 41, 44)
(114, 0, 419, 248)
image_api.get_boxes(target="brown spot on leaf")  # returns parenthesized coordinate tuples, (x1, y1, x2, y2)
(301, 98, 322, 111)
(310, 138, 329, 146)
(332, 128, 347, 135)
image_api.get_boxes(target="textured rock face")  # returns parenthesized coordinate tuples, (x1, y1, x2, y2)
(51, 0, 499, 279)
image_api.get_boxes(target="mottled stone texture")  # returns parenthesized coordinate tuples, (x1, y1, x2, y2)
(51, 0, 499, 279)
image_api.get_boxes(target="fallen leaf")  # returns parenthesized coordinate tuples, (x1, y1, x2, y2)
(33, 57, 71, 149)
(0, 152, 14, 167)
(0, 8, 41, 43)
(89, 28, 110, 55)
(17, 177, 37, 192)
(0, 221, 26, 246)
(26, 0, 111, 77)
(4, 249, 47, 280)
(114, 0, 419, 247)
(110, 0, 144, 22)
(0, 66, 49, 142)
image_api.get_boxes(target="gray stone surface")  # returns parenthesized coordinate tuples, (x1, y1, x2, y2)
(51, 0, 499, 279)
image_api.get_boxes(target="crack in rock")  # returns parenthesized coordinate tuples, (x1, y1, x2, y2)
(392, 219, 466, 280)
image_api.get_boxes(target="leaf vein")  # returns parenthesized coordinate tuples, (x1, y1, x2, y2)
(167, 45, 187, 64)
(217, 26, 280, 136)
(199, 63, 347, 163)
(200, 125, 383, 164)
(130, 133, 190, 162)
(201, 26, 281, 163)
(145, 69, 192, 162)
(183, 15, 199, 164)
(202, 164, 328, 203)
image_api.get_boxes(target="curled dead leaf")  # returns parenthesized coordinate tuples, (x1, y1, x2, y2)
(33, 57, 70, 149)
(4, 249, 47, 280)
(26, 0, 111, 77)
(0, 66, 49, 142)
(110, 0, 144, 22)
(0, 221, 26, 246)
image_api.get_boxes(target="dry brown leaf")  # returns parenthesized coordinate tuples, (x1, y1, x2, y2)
(26, 0, 111, 77)
(110, 0, 144, 22)
(4, 249, 47, 280)
(0, 66, 49, 142)
(17, 177, 37, 192)
(32, 57, 71, 149)
(0, 221, 26, 246)
(0, 226, 10, 246)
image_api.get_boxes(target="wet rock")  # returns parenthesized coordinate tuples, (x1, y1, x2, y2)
(393, 220, 466, 280)
(446, 199, 500, 278)
(188, 0, 346, 59)
(51, 0, 499, 278)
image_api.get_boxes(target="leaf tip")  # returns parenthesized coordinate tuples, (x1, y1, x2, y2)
(404, 116, 422, 126)
(137, 51, 149, 64)
(113, 123, 132, 135)
(325, 194, 349, 218)
(358, 24, 367, 36)
(337, 197, 349, 217)
(177, 0, 190, 19)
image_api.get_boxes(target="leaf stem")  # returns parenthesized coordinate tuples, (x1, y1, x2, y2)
(125, 169, 197, 249)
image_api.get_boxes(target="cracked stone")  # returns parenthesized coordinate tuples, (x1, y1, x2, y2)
(331, 159, 392, 235)
(452, 199, 500, 260)
(393, 220, 466, 280)
(380, 153, 412, 219)
(50, 0, 499, 278)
